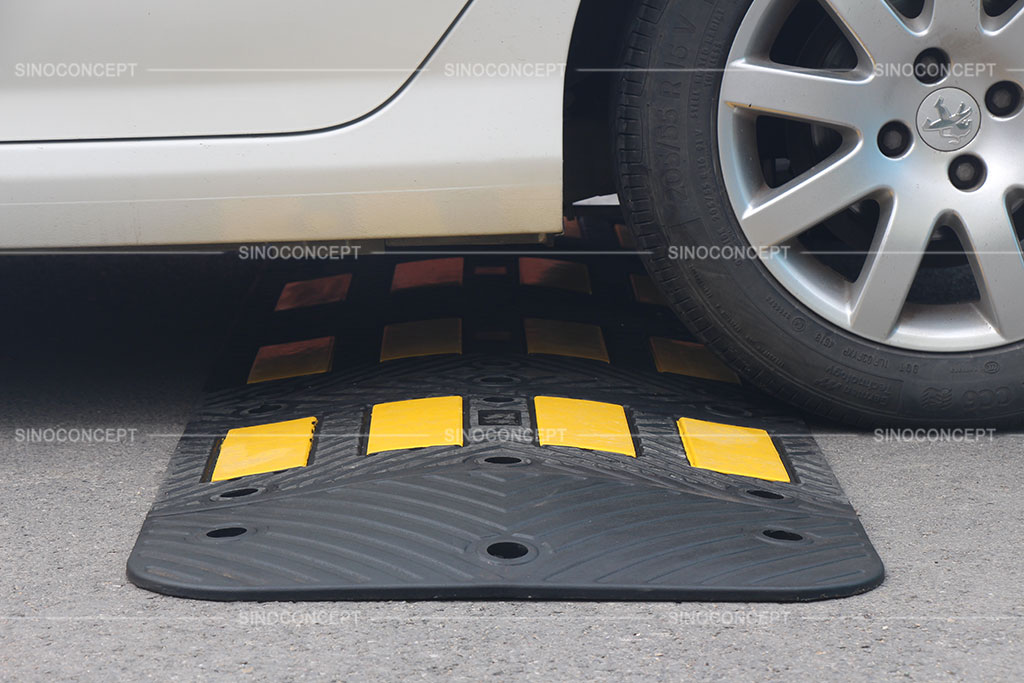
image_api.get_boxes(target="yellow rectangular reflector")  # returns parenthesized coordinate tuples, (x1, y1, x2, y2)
(534, 396, 636, 457)
(524, 318, 609, 363)
(630, 274, 668, 307)
(211, 417, 317, 482)
(677, 417, 790, 482)
(366, 396, 464, 455)
(380, 318, 462, 362)
(391, 257, 464, 292)
(248, 337, 334, 384)
(519, 257, 592, 294)
(275, 273, 352, 312)
(650, 337, 740, 384)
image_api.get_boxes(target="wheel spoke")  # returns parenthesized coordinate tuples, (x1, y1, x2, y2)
(719, 0, 1024, 351)
(720, 60, 872, 129)
(848, 196, 936, 340)
(925, 0, 984, 34)
(819, 0, 920, 62)
(739, 147, 874, 247)
(984, 0, 1024, 36)
(959, 201, 1024, 340)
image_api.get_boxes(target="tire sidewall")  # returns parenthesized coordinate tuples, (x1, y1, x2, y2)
(616, 0, 1024, 426)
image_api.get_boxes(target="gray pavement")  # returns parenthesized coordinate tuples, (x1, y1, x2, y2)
(1, 255, 1022, 681)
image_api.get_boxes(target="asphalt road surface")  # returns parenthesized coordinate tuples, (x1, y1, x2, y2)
(1, 253, 1021, 681)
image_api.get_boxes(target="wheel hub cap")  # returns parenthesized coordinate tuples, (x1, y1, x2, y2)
(918, 88, 981, 151)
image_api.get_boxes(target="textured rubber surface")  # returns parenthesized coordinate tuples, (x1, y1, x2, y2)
(128, 353, 882, 601)
(128, 223, 882, 601)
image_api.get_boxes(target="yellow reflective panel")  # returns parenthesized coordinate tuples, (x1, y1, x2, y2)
(630, 274, 669, 307)
(391, 257, 464, 292)
(534, 396, 636, 457)
(519, 257, 592, 294)
(247, 337, 334, 384)
(275, 273, 352, 312)
(380, 318, 463, 362)
(524, 318, 609, 363)
(676, 418, 790, 482)
(211, 417, 317, 482)
(650, 337, 741, 384)
(366, 396, 464, 455)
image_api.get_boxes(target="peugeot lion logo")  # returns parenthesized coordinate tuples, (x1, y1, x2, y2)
(917, 88, 981, 151)
(923, 98, 974, 145)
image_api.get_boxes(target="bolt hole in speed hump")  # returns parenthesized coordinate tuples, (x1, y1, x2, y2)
(486, 542, 531, 560)
(245, 403, 284, 416)
(214, 487, 262, 500)
(477, 376, 519, 386)
(747, 489, 785, 500)
(206, 527, 248, 539)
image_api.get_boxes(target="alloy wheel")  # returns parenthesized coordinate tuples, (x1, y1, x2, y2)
(718, 0, 1024, 352)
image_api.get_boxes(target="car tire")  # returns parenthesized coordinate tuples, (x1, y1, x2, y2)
(614, 0, 1024, 427)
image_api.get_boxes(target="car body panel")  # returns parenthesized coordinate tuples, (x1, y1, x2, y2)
(0, 0, 468, 140)
(0, 0, 578, 248)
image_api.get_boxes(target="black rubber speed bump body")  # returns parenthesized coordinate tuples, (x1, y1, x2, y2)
(128, 354, 883, 602)
(129, 222, 883, 601)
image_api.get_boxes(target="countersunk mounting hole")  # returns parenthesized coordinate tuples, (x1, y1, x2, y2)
(877, 120, 913, 158)
(206, 527, 248, 539)
(748, 489, 785, 500)
(478, 376, 518, 386)
(483, 396, 516, 404)
(949, 154, 987, 192)
(706, 403, 754, 419)
(484, 456, 523, 465)
(986, 80, 1023, 118)
(486, 541, 530, 559)
(763, 529, 803, 542)
(913, 48, 950, 85)
(245, 403, 283, 416)
(216, 487, 261, 499)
